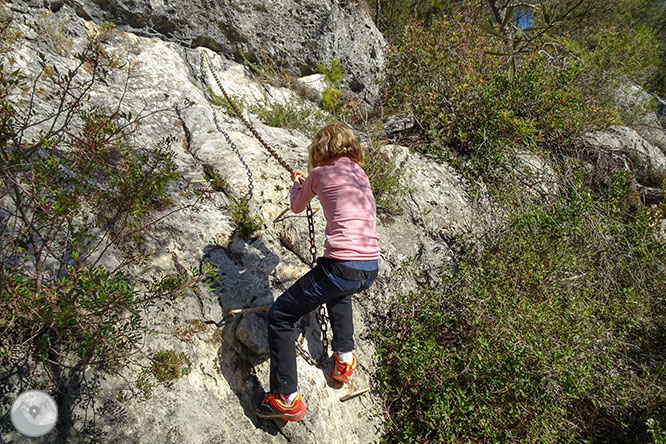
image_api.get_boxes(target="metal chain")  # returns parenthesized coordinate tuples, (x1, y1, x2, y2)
(202, 52, 294, 174)
(308, 205, 329, 354)
(199, 53, 254, 201)
(201, 51, 330, 361)
(295, 341, 322, 368)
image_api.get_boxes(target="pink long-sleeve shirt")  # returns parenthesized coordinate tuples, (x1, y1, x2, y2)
(290, 157, 380, 261)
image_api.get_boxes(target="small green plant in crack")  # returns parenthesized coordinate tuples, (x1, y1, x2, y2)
(228, 194, 263, 238)
(203, 163, 228, 192)
(207, 87, 245, 116)
(151, 349, 191, 383)
(248, 95, 328, 137)
(318, 58, 344, 115)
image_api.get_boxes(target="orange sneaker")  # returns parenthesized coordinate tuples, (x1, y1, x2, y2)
(255, 393, 306, 421)
(332, 353, 357, 384)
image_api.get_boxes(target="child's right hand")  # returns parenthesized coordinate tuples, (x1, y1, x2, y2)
(291, 170, 306, 185)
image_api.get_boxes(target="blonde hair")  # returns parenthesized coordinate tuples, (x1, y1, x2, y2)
(307, 122, 363, 171)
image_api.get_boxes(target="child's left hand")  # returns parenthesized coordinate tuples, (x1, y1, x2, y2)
(291, 170, 306, 185)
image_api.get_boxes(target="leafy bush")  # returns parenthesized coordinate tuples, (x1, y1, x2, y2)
(376, 173, 666, 443)
(363, 0, 456, 42)
(363, 144, 405, 215)
(385, 9, 618, 184)
(547, 0, 666, 97)
(321, 87, 343, 115)
(228, 194, 263, 238)
(318, 58, 344, 115)
(0, 29, 210, 375)
(151, 349, 191, 383)
(318, 58, 343, 85)
(570, 22, 662, 88)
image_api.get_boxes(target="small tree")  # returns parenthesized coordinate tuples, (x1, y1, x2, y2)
(0, 21, 210, 381)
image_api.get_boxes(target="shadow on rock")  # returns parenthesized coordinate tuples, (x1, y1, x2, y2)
(202, 235, 338, 430)
(202, 237, 281, 434)
(0, 350, 126, 444)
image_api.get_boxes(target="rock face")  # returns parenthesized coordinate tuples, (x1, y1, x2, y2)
(616, 83, 666, 157)
(1, 4, 472, 444)
(585, 126, 666, 188)
(14, 0, 385, 105)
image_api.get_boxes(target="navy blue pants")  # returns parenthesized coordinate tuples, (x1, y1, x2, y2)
(267, 257, 378, 394)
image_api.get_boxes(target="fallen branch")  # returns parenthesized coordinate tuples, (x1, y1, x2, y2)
(228, 306, 270, 316)
(340, 387, 371, 402)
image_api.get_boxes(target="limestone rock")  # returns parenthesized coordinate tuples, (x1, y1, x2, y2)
(585, 126, 666, 187)
(17, 0, 385, 105)
(615, 83, 666, 156)
(383, 114, 415, 137)
(294, 73, 327, 104)
(515, 150, 560, 199)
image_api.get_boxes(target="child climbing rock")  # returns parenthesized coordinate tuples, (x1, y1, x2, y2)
(255, 121, 380, 422)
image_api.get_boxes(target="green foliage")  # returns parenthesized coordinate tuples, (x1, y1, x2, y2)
(151, 350, 191, 383)
(648, 418, 666, 444)
(208, 87, 245, 117)
(574, 23, 661, 86)
(318, 58, 343, 85)
(228, 194, 263, 238)
(248, 95, 328, 136)
(203, 163, 228, 192)
(318, 58, 346, 116)
(3, 265, 140, 364)
(362, 144, 405, 214)
(376, 175, 666, 443)
(0, 31, 210, 375)
(201, 164, 261, 237)
(385, 9, 618, 184)
(364, 0, 456, 42)
(321, 86, 343, 115)
(99, 21, 116, 32)
(547, 0, 666, 96)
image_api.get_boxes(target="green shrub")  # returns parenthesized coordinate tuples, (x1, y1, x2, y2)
(208, 87, 245, 116)
(572, 23, 661, 88)
(363, 0, 456, 42)
(321, 86, 343, 115)
(151, 350, 191, 383)
(317, 58, 343, 85)
(0, 30, 211, 375)
(363, 144, 405, 214)
(228, 194, 263, 238)
(385, 10, 618, 184)
(318, 58, 355, 119)
(249, 95, 328, 136)
(376, 173, 666, 443)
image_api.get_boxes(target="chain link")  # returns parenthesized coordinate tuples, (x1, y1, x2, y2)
(295, 341, 321, 368)
(306, 203, 317, 267)
(308, 204, 329, 356)
(200, 51, 330, 362)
